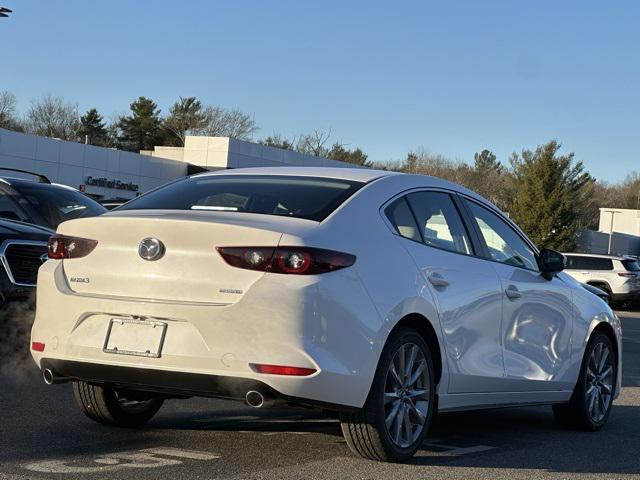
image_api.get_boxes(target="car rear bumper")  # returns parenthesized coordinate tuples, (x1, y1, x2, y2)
(31, 260, 383, 409)
(39, 358, 357, 411)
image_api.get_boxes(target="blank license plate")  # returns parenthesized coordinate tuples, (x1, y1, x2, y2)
(103, 318, 167, 358)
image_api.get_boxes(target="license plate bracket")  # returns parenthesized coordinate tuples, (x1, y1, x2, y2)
(103, 318, 167, 358)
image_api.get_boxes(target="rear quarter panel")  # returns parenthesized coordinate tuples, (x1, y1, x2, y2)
(279, 175, 450, 396)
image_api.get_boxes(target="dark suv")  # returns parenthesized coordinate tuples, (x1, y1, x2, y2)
(0, 169, 106, 305)
(0, 218, 51, 304)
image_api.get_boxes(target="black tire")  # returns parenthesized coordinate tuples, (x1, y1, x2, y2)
(553, 331, 616, 431)
(340, 328, 436, 462)
(72, 381, 164, 427)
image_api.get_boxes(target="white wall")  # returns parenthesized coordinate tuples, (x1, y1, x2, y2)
(0, 128, 188, 199)
(598, 208, 640, 237)
(180, 136, 359, 169)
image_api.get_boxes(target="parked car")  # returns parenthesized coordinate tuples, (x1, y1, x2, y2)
(563, 253, 640, 308)
(0, 168, 107, 230)
(0, 217, 51, 306)
(31, 168, 622, 462)
(581, 282, 611, 304)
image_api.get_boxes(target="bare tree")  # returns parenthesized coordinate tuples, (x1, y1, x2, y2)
(195, 106, 258, 140)
(24, 94, 81, 141)
(0, 91, 22, 131)
(296, 128, 333, 157)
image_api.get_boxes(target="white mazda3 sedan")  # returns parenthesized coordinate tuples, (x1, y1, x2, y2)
(31, 167, 622, 462)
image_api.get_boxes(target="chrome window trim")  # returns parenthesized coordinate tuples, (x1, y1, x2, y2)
(0, 239, 48, 287)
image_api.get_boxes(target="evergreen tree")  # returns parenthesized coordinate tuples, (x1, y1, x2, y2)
(80, 108, 108, 146)
(260, 134, 295, 151)
(508, 141, 592, 251)
(116, 97, 163, 151)
(327, 143, 370, 166)
(163, 97, 208, 146)
(474, 149, 503, 174)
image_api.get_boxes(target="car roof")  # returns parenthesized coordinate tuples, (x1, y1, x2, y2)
(0, 176, 77, 191)
(563, 252, 631, 261)
(195, 167, 400, 183)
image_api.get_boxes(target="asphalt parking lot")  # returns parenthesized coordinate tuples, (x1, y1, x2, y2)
(1, 310, 639, 480)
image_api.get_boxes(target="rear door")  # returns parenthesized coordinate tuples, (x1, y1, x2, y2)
(462, 198, 574, 391)
(384, 190, 505, 393)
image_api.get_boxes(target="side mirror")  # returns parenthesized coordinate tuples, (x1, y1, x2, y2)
(538, 249, 565, 279)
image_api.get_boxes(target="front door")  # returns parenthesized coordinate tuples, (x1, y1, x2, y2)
(464, 199, 574, 391)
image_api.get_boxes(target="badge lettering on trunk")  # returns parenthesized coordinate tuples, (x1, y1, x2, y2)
(139, 238, 165, 261)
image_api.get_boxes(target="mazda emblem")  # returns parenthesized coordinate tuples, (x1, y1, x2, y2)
(138, 238, 165, 261)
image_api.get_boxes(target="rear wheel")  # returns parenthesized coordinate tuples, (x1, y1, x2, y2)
(340, 328, 436, 462)
(72, 381, 164, 427)
(553, 331, 616, 430)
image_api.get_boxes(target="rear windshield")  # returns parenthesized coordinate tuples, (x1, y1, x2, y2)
(119, 175, 364, 221)
(622, 259, 640, 272)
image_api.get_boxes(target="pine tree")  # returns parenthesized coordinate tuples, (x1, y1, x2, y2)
(116, 97, 163, 151)
(327, 143, 370, 166)
(260, 134, 295, 151)
(508, 141, 592, 251)
(80, 108, 108, 146)
(163, 97, 208, 146)
(474, 149, 503, 174)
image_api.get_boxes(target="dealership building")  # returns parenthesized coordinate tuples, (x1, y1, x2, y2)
(0, 128, 354, 200)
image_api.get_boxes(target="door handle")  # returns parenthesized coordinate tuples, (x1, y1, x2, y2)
(505, 285, 522, 299)
(427, 272, 450, 288)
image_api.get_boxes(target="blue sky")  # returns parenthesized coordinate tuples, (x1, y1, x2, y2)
(1, 0, 639, 182)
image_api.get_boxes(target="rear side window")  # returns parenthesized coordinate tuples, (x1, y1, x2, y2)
(119, 175, 363, 222)
(384, 198, 421, 242)
(622, 259, 640, 272)
(565, 256, 614, 270)
(404, 191, 473, 255)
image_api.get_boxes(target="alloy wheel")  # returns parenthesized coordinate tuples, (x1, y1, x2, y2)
(586, 341, 614, 423)
(384, 342, 431, 448)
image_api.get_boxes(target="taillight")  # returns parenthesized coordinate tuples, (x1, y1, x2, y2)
(216, 246, 355, 275)
(48, 234, 98, 260)
(31, 342, 45, 352)
(618, 272, 637, 278)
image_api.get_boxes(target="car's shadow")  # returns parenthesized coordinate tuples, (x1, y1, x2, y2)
(154, 401, 640, 475)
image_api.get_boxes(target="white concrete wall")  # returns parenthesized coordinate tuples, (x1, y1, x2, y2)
(180, 136, 358, 169)
(0, 128, 188, 199)
(598, 208, 640, 237)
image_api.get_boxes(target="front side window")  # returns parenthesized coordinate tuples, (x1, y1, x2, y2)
(467, 200, 538, 271)
(119, 175, 363, 222)
(404, 191, 473, 255)
(565, 255, 587, 269)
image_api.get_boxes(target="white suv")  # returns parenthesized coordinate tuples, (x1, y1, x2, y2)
(563, 253, 640, 306)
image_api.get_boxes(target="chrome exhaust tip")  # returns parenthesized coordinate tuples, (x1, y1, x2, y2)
(42, 368, 69, 385)
(245, 390, 275, 408)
